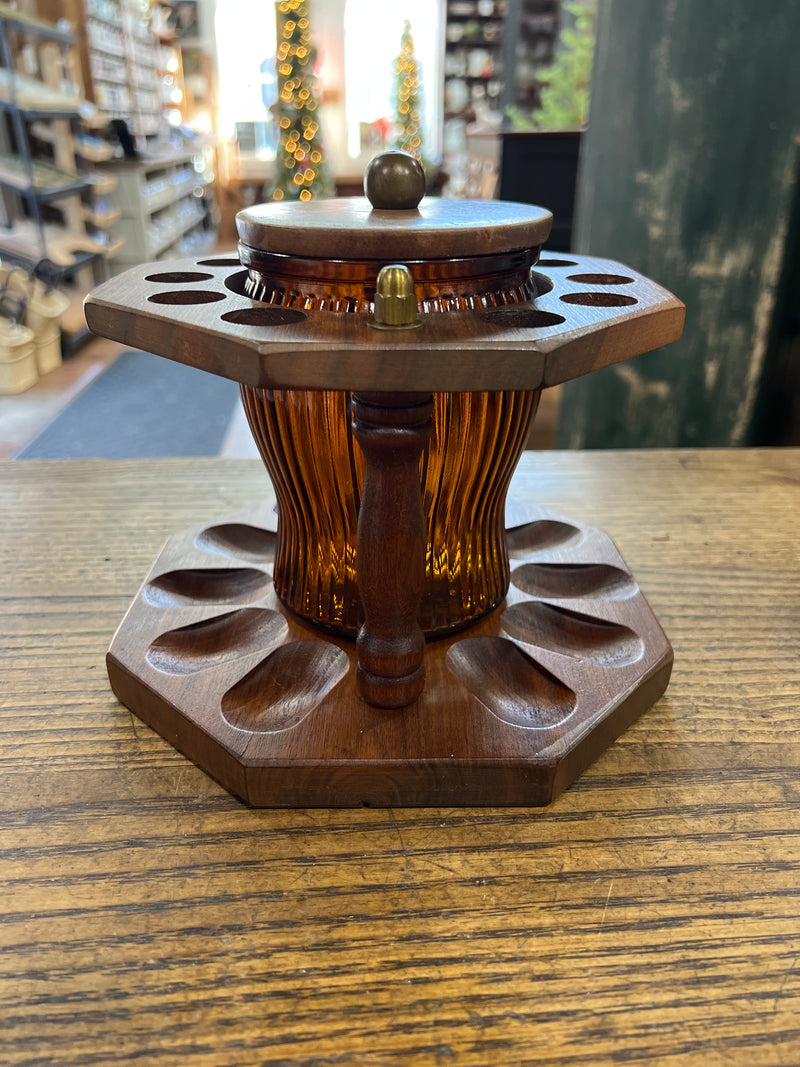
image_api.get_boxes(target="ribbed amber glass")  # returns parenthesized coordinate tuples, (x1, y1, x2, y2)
(239, 246, 541, 313)
(242, 386, 539, 636)
(239, 241, 541, 636)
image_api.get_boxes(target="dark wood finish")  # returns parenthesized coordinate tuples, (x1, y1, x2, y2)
(84, 252, 685, 393)
(351, 392, 434, 708)
(83, 245, 685, 780)
(2, 451, 799, 1064)
(103, 491, 673, 807)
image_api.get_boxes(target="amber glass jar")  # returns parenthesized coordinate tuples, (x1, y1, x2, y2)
(242, 384, 538, 636)
(236, 184, 551, 637)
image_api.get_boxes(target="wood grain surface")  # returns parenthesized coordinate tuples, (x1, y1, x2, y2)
(1, 450, 798, 1065)
(83, 253, 685, 393)
(235, 197, 553, 260)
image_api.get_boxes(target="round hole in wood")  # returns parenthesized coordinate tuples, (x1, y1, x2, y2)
(560, 292, 638, 307)
(144, 271, 214, 283)
(197, 257, 241, 266)
(479, 308, 566, 329)
(536, 258, 577, 267)
(529, 270, 555, 297)
(221, 307, 307, 326)
(148, 290, 227, 305)
(224, 269, 254, 297)
(566, 273, 635, 285)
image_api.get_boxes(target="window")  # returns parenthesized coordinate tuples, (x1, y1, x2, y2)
(344, 0, 444, 161)
(215, 0, 277, 154)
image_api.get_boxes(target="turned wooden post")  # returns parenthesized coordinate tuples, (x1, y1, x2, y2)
(351, 391, 434, 708)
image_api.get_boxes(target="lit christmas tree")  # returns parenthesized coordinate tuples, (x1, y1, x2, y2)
(270, 0, 328, 201)
(392, 21, 423, 160)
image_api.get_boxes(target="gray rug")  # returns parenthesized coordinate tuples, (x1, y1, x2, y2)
(17, 350, 241, 459)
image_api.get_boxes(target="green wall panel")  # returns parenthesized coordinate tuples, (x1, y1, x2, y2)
(557, 0, 800, 448)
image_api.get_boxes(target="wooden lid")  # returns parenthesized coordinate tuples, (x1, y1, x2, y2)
(236, 197, 553, 261)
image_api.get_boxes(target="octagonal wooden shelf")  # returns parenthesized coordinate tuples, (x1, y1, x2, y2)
(107, 498, 672, 807)
(84, 252, 684, 394)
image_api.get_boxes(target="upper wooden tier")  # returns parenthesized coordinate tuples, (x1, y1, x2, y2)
(84, 253, 685, 394)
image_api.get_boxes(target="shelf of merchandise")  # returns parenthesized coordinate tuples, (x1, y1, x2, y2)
(0, 147, 90, 201)
(37, 0, 168, 146)
(444, 0, 559, 124)
(0, 2, 73, 43)
(443, 0, 559, 198)
(498, 0, 559, 116)
(444, 0, 506, 124)
(100, 148, 211, 268)
(0, 5, 112, 280)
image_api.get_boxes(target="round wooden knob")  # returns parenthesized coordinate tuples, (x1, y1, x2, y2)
(364, 151, 426, 210)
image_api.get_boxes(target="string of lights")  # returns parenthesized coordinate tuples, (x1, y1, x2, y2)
(271, 0, 327, 201)
(393, 21, 423, 160)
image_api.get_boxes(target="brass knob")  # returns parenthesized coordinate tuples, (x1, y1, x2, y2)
(364, 150, 426, 210)
(369, 264, 422, 331)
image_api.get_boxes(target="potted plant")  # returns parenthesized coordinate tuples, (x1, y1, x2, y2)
(500, 0, 596, 250)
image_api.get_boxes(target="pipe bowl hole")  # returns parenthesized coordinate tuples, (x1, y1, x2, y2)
(224, 269, 254, 297)
(566, 273, 634, 285)
(148, 290, 226, 305)
(506, 519, 582, 558)
(146, 608, 287, 675)
(480, 307, 566, 329)
(197, 257, 242, 267)
(529, 270, 555, 297)
(144, 567, 272, 607)
(221, 307, 307, 326)
(195, 523, 276, 563)
(145, 271, 214, 283)
(560, 292, 638, 307)
(510, 562, 638, 601)
(502, 602, 645, 668)
(447, 636, 577, 729)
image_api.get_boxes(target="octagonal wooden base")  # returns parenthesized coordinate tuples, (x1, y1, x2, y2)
(107, 500, 672, 807)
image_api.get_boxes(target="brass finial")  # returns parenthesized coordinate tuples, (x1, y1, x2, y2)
(369, 264, 422, 331)
(364, 150, 426, 210)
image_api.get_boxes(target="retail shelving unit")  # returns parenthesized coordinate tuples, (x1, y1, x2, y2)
(443, 0, 559, 198)
(444, 0, 506, 125)
(499, 0, 559, 117)
(38, 0, 167, 146)
(101, 147, 210, 268)
(0, 3, 117, 280)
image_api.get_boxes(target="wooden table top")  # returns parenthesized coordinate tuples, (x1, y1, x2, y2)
(1, 449, 798, 1066)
